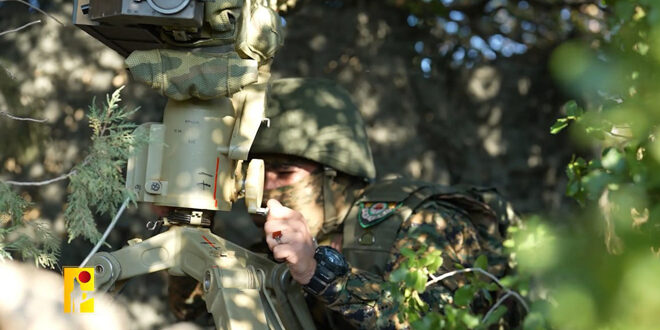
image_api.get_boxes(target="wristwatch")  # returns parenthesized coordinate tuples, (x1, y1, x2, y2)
(303, 246, 349, 295)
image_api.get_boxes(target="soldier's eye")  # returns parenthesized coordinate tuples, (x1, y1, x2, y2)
(267, 164, 296, 172)
(276, 169, 296, 177)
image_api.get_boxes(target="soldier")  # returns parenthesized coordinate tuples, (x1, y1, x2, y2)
(170, 77, 522, 328)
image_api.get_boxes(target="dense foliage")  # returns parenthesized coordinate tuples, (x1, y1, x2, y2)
(387, 0, 608, 71)
(385, 1, 660, 329)
(63, 88, 142, 243)
(1, 88, 141, 266)
(0, 181, 59, 268)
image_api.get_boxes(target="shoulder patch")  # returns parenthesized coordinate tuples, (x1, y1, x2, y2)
(358, 202, 402, 228)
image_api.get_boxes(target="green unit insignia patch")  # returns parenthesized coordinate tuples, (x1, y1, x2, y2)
(358, 202, 402, 228)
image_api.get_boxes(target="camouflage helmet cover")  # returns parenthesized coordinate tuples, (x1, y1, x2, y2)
(250, 78, 376, 180)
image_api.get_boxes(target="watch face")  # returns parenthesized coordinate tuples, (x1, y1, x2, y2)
(325, 248, 342, 265)
(317, 246, 348, 275)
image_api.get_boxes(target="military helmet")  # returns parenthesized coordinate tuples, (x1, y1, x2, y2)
(251, 78, 376, 180)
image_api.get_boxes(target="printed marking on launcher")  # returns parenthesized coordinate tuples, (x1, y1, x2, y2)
(201, 235, 219, 250)
(197, 180, 211, 190)
(213, 157, 220, 207)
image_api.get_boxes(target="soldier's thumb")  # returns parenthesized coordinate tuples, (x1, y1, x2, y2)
(266, 199, 289, 218)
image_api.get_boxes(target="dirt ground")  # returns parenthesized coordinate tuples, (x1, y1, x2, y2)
(0, 1, 575, 329)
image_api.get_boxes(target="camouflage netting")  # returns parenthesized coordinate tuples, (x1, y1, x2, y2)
(125, 49, 258, 101)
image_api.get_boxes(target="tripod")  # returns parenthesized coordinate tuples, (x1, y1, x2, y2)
(88, 219, 315, 329)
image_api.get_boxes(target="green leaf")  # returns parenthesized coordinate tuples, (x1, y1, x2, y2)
(461, 311, 481, 329)
(404, 287, 412, 298)
(480, 305, 508, 328)
(566, 163, 576, 181)
(428, 255, 444, 273)
(412, 290, 429, 311)
(401, 247, 416, 258)
(633, 5, 646, 21)
(522, 311, 548, 330)
(454, 284, 477, 307)
(634, 42, 649, 55)
(485, 282, 500, 291)
(550, 118, 569, 134)
(411, 316, 435, 330)
(587, 159, 601, 171)
(581, 170, 612, 200)
(481, 288, 493, 304)
(565, 100, 583, 118)
(566, 180, 581, 197)
(474, 255, 488, 270)
(389, 267, 408, 283)
(601, 148, 626, 174)
(408, 311, 420, 323)
(414, 269, 428, 293)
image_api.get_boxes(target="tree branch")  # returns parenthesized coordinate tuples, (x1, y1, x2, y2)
(0, 19, 41, 37)
(0, 0, 65, 26)
(482, 291, 512, 323)
(426, 267, 530, 313)
(3, 157, 90, 186)
(3, 169, 77, 186)
(0, 110, 47, 123)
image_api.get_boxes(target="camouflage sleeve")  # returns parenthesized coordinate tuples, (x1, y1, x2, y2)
(315, 200, 510, 329)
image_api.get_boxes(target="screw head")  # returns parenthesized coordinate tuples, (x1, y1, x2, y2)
(203, 270, 212, 292)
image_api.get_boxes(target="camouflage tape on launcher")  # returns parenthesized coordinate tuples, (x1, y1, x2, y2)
(125, 49, 258, 100)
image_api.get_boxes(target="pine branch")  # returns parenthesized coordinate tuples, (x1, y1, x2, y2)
(0, 182, 60, 268)
(1, 87, 143, 266)
(64, 86, 144, 244)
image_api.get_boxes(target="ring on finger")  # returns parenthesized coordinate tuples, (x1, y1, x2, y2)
(272, 230, 283, 244)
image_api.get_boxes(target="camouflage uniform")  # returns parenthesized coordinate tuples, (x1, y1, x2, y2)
(250, 78, 522, 329)
(309, 180, 519, 329)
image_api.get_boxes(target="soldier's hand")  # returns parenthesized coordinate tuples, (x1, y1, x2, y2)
(264, 199, 317, 285)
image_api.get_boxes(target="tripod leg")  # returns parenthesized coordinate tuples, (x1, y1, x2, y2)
(86, 225, 313, 330)
(86, 226, 185, 292)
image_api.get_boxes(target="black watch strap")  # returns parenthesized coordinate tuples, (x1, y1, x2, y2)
(303, 246, 348, 296)
(304, 264, 337, 295)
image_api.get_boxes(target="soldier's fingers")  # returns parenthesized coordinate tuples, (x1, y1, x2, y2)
(264, 206, 307, 231)
(265, 230, 289, 249)
(266, 227, 308, 251)
(266, 199, 298, 220)
(264, 218, 293, 236)
(272, 243, 298, 264)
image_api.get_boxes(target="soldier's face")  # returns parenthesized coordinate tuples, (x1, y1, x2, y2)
(263, 156, 320, 189)
(252, 155, 325, 235)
